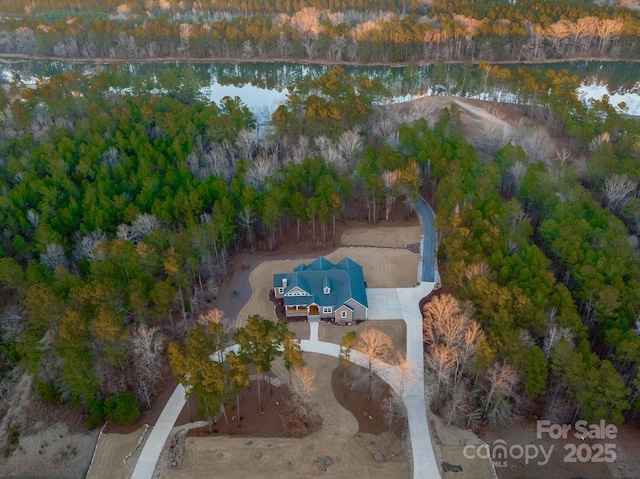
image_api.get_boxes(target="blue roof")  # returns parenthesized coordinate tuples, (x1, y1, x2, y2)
(273, 256, 368, 309)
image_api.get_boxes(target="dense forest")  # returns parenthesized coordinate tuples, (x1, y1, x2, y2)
(0, 61, 639, 430)
(1, 0, 640, 62)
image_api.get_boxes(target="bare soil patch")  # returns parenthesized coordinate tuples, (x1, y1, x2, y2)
(390, 95, 558, 163)
(184, 373, 311, 438)
(0, 373, 98, 479)
(341, 225, 421, 248)
(331, 364, 408, 440)
(86, 427, 148, 479)
(318, 320, 406, 356)
(478, 419, 618, 479)
(157, 354, 409, 479)
(235, 246, 419, 328)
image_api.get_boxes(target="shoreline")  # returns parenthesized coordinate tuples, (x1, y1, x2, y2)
(0, 53, 639, 68)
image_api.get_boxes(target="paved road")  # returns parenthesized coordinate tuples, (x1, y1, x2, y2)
(416, 197, 437, 282)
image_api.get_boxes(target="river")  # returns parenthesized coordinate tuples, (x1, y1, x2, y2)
(1, 60, 639, 115)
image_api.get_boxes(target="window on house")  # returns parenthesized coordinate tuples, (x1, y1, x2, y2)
(341, 310, 347, 318)
(278, 287, 284, 294)
(322, 307, 332, 314)
(323, 287, 330, 294)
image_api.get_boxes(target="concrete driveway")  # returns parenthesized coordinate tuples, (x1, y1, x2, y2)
(366, 288, 403, 320)
(130, 196, 443, 479)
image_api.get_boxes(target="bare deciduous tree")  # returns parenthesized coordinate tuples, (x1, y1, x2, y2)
(238, 205, 255, 252)
(235, 128, 257, 159)
(74, 230, 108, 262)
(426, 343, 457, 400)
(131, 324, 165, 407)
(464, 262, 492, 282)
(589, 132, 610, 152)
(198, 308, 234, 363)
(423, 294, 468, 350)
(483, 361, 519, 427)
(356, 328, 394, 401)
(246, 154, 276, 191)
(510, 160, 528, 191)
(542, 309, 574, 358)
(290, 7, 322, 58)
(604, 173, 637, 214)
(130, 213, 162, 243)
(389, 352, 418, 396)
(338, 130, 363, 171)
(101, 146, 121, 169)
(116, 223, 134, 242)
(383, 170, 401, 221)
(382, 394, 406, 431)
(290, 366, 315, 403)
(26, 209, 40, 229)
(423, 293, 484, 425)
(282, 366, 321, 434)
(519, 329, 535, 348)
(40, 243, 69, 270)
(292, 135, 310, 164)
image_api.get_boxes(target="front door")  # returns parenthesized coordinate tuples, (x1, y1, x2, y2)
(308, 304, 319, 315)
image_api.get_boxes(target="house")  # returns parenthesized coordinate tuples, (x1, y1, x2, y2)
(273, 256, 368, 325)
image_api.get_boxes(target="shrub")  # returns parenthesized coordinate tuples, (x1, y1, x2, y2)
(34, 380, 60, 405)
(104, 392, 139, 425)
(85, 400, 105, 430)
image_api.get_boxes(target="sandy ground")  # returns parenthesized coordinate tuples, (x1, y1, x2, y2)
(0, 373, 99, 479)
(341, 226, 421, 248)
(158, 354, 409, 479)
(479, 420, 634, 479)
(0, 421, 99, 478)
(391, 95, 558, 163)
(318, 320, 406, 357)
(87, 427, 148, 479)
(235, 246, 420, 328)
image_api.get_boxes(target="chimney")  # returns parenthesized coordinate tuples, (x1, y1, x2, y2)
(282, 278, 287, 288)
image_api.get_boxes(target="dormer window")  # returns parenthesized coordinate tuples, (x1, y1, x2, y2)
(323, 275, 331, 294)
(323, 286, 330, 294)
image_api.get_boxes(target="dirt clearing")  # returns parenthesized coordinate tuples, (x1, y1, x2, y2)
(235, 246, 419, 328)
(341, 226, 421, 248)
(86, 427, 148, 479)
(158, 354, 409, 479)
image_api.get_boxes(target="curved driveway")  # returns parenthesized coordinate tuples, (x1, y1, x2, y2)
(131, 197, 442, 479)
(132, 283, 441, 479)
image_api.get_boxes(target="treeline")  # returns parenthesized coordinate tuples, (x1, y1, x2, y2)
(1, 0, 640, 62)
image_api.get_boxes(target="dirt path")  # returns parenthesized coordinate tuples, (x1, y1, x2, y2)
(158, 354, 409, 479)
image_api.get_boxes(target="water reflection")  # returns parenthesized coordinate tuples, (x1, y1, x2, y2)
(1, 60, 639, 113)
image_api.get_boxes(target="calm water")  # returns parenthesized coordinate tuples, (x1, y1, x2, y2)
(2, 60, 639, 114)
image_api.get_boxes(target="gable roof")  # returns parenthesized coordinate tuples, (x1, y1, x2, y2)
(274, 256, 368, 309)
